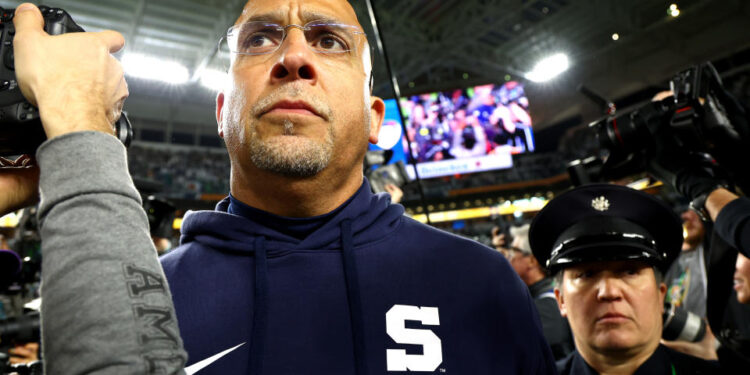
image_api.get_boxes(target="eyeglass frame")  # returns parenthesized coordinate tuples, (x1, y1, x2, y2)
(223, 20, 367, 57)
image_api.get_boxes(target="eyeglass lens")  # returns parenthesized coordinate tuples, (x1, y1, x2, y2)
(230, 22, 359, 55)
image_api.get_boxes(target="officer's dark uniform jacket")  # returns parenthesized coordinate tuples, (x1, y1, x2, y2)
(529, 277, 575, 360)
(556, 344, 719, 374)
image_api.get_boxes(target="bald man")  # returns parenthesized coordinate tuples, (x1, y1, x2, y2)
(7, 0, 556, 374)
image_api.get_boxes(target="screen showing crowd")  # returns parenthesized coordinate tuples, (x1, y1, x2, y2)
(370, 81, 534, 179)
(401, 81, 534, 163)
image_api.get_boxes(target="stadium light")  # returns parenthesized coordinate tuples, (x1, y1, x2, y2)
(200, 69, 229, 92)
(668, 4, 680, 17)
(525, 53, 569, 83)
(122, 53, 190, 85)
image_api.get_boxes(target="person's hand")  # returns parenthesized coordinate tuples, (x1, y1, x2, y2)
(384, 183, 403, 204)
(646, 132, 724, 202)
(0, 163, 39, 216)
(661, 323, 718, 361)
(12, 3, 128, 139)
(491, 226, 506, 248)
(9, 342, 39, 365)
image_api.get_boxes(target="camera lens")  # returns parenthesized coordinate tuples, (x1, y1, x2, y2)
(663, 305, 706, 342)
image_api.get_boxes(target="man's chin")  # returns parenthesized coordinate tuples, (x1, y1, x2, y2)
(248, 137, 332, 178)
(261, 134, 324, 150)
(590, 329, 644, 351)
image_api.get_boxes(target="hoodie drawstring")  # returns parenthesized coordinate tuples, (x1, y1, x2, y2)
(341, 219, 367, 375)
(248, 223, 366, 375)
(249, 236, 268, 374)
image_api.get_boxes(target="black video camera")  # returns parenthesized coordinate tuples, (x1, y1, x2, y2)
(569, 62, 750, 194)
(0, 5, 132, 159)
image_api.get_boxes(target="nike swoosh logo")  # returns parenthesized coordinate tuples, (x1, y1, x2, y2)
(185, 342, 246, 375)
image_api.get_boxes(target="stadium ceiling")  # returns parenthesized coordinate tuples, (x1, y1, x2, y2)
(1, 0, 749, 138)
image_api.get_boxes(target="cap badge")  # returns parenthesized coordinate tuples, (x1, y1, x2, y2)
(591, 196, 610, 211)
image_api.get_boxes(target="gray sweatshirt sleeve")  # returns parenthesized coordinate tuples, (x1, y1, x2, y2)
(36, 131, 187, 374)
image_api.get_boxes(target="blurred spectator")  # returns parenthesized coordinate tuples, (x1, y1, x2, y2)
(665, 209, 708, 317)
(153, 237, 172, 256)
(736, 253, 750, 304)
(507, 224, 574, 360)
(383, 183, 403, 204)
(661, 209, 719, 360)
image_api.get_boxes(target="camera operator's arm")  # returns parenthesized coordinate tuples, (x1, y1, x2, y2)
(13, 4, 186, 374)
(706, 188, 750, 257)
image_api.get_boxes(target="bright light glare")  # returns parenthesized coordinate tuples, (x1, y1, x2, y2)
(200, 69, 229, 92)
(668, 4, 680, 17)
(525, 53, 569, 83)
(612, 33, 620, 41)
(122, 53, 189, 85)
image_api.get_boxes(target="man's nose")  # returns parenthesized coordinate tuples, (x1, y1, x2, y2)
(596, 276, 623, 301)
(270, 27, 318, 84)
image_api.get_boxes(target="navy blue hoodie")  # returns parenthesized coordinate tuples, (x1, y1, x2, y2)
(161, 180, 556, 374)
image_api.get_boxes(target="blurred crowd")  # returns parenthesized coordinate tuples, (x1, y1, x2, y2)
(127, 144, 230, 199)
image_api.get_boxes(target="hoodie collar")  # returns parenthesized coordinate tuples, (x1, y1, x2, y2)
(179, 178, 404, 253)
(227, 192, 351, 241)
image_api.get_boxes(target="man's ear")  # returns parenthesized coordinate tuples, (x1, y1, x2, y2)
(369, 96, 385, 144)
(216, 92, 225, 138)
(554, 287, 567, 318)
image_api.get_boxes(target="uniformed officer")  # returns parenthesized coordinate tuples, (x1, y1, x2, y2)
(529, 184, 720, 374)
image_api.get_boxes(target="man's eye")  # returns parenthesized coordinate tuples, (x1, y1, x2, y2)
(247, 33, 272, 48)
(314, 34, 347, 51)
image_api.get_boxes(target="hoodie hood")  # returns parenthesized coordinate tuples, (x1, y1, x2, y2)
(179, 178, 404, 253)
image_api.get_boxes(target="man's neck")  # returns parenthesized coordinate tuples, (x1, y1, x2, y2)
(229, 164, 364, 218)
(577, 340, 658, 375)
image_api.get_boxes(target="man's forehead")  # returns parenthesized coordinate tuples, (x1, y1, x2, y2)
(236, 0, 360, 27)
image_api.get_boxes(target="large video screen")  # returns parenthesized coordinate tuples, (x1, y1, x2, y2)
(370, 82, 534, 180)
(400, 82, 533, 178)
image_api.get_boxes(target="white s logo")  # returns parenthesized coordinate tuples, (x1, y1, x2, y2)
(386, 305, 443, 372)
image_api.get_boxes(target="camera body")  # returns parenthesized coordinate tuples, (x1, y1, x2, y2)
(568, 62, 750, 193)
(0, 5, 132, 157)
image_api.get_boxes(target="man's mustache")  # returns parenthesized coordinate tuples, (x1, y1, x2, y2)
(252, 84, 333, 121)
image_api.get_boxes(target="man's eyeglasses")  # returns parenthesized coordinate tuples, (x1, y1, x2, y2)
(225, 21, 365, 56)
